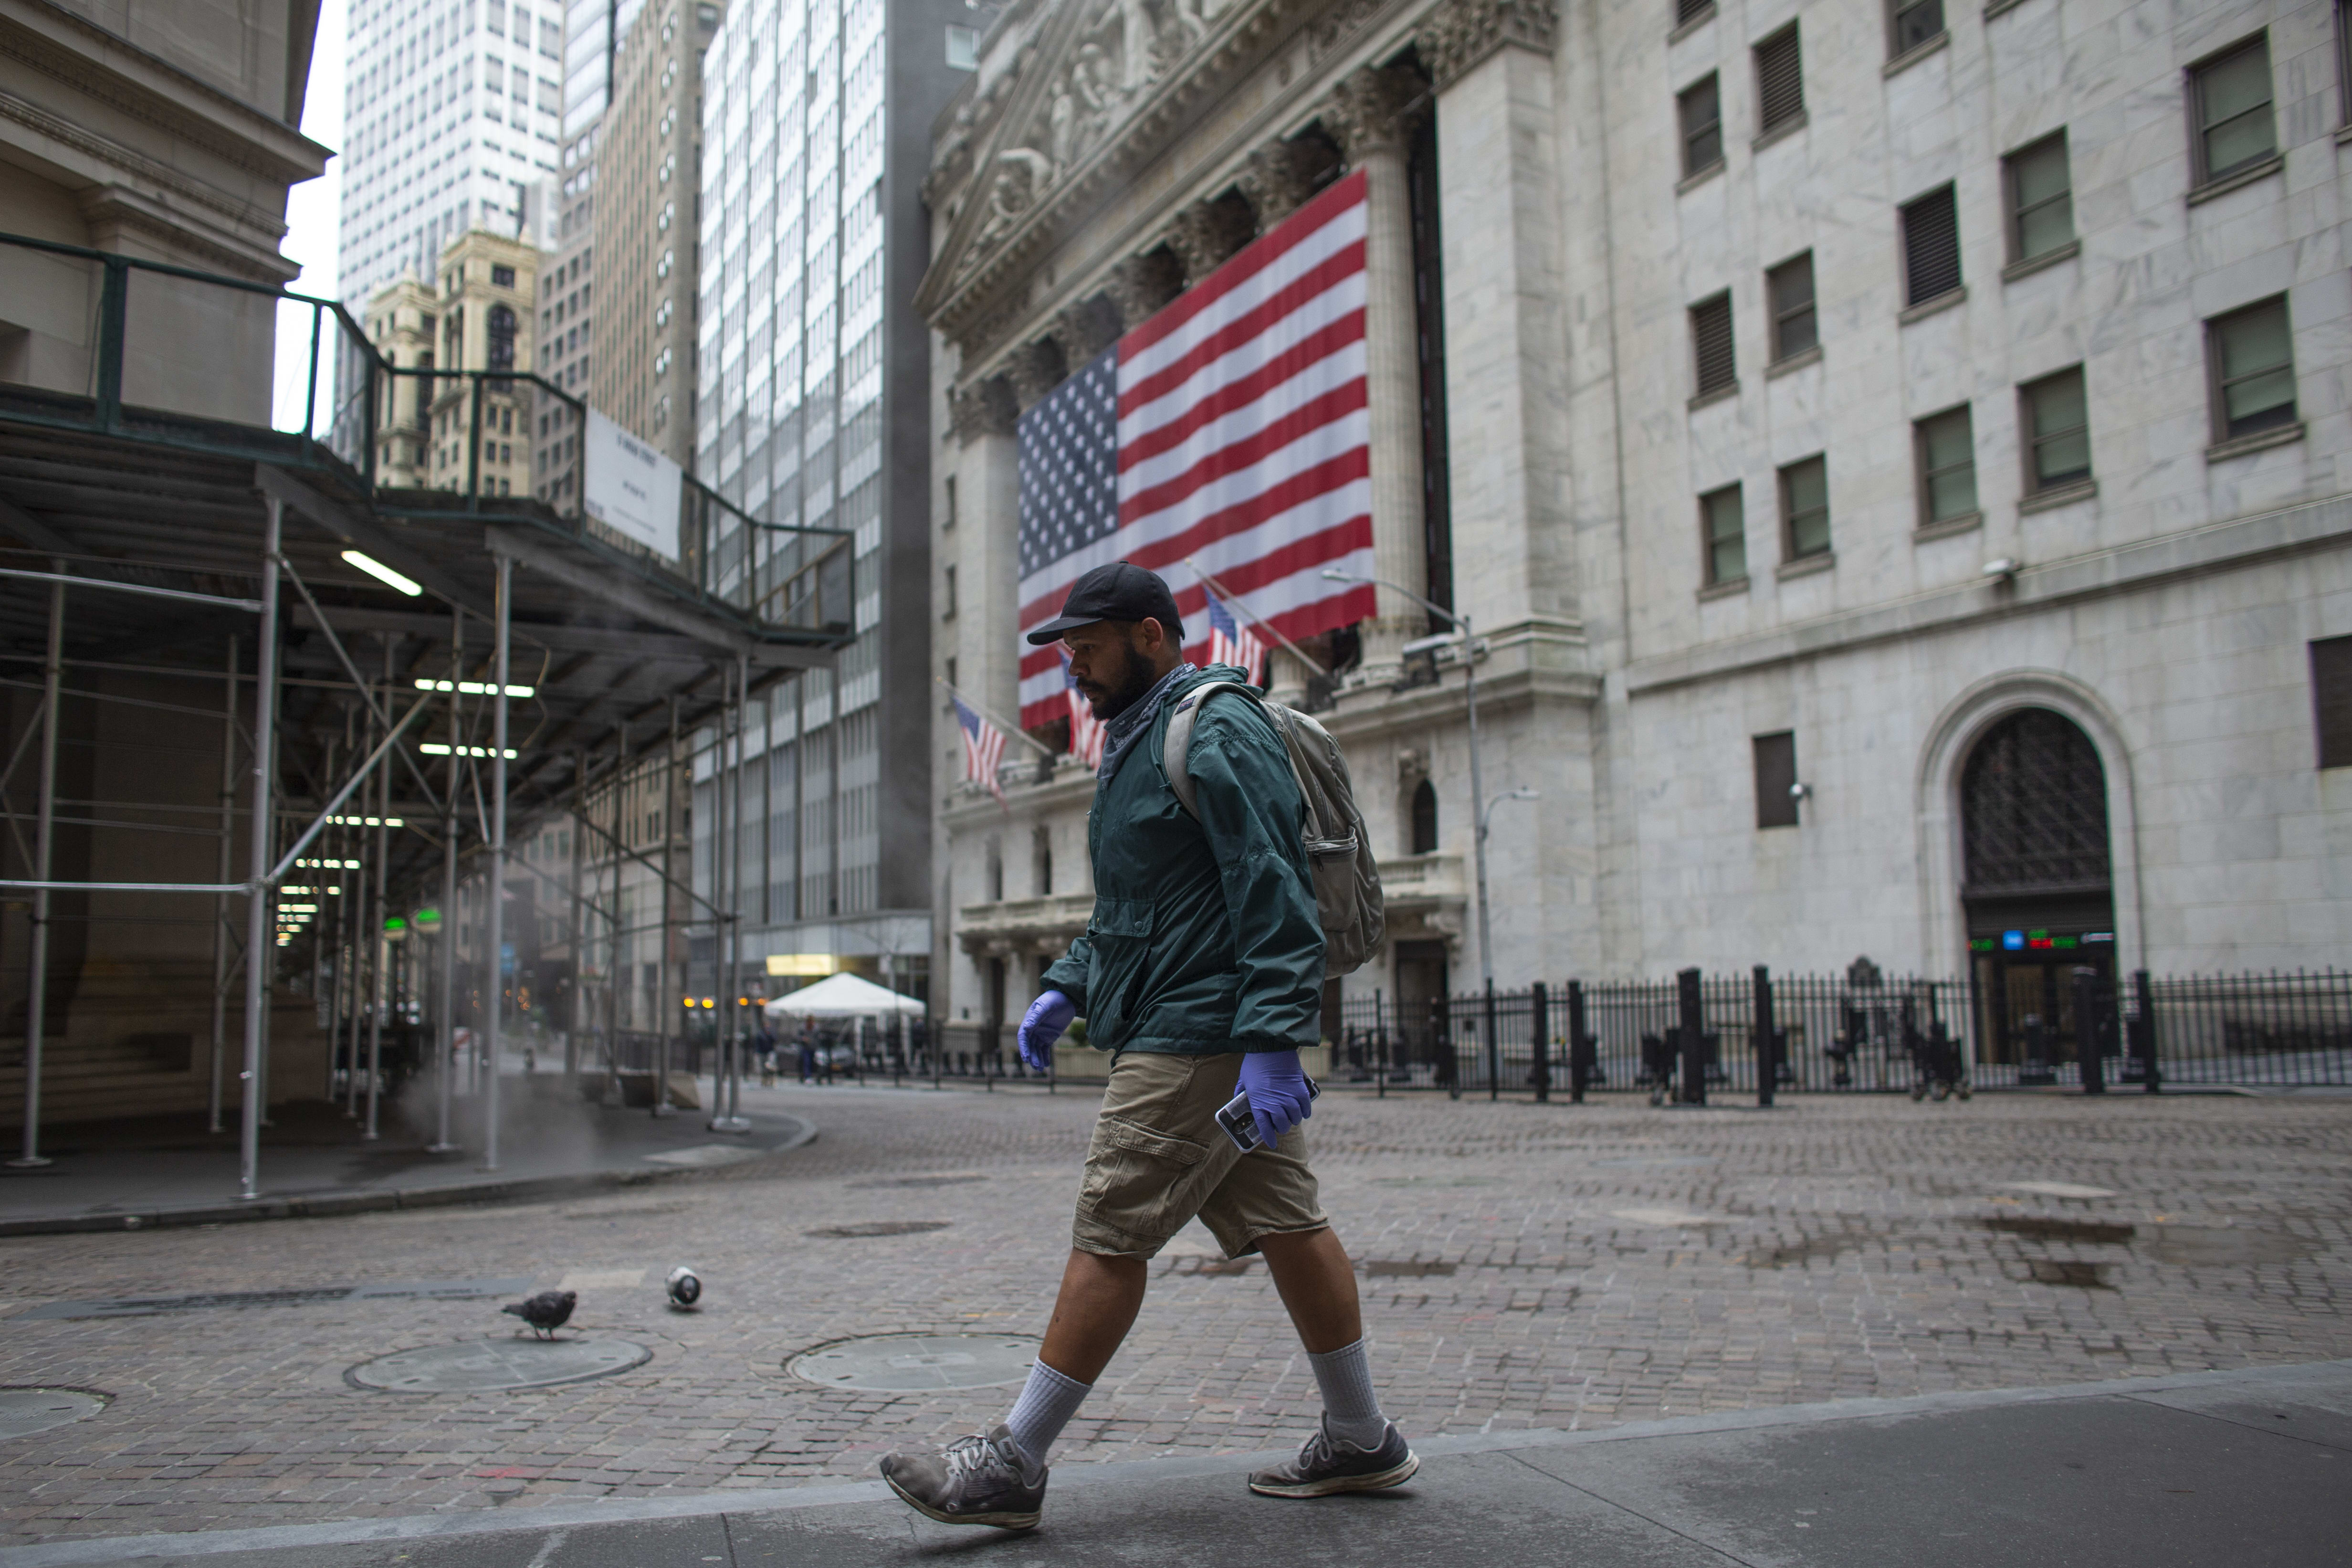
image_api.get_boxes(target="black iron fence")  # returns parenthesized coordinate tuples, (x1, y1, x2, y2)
(1332, 968, 2352, 1099)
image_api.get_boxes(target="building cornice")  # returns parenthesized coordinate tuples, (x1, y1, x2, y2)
(0, 0, 330, 190)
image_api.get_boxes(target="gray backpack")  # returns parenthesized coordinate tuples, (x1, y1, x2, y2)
(1163, 680, 1385, 977)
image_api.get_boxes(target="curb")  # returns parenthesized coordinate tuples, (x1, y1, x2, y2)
(0, 1118, 817, 1239)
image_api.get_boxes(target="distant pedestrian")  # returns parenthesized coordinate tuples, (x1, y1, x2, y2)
(797, 1021, 817, 1084)
(880, 565, 1409, 1531)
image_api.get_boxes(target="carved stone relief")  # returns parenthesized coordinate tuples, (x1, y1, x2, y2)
(1321, 60, 1429, 163)
(1414, 0, 1558, 90)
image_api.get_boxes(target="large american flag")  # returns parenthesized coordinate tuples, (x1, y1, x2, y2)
(1015, 170, 1378, 729)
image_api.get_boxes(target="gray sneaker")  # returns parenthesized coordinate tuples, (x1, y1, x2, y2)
(1248, 1418, 1419, 1498)
(879, 1424, 1046, 1529)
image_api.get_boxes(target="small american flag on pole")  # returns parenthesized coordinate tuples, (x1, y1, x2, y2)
(1203, 584, 1268, 684)
(1060, 648, 1106, 768)
(1015, 171, 1378, 728)
(954, 694, 1008, 804)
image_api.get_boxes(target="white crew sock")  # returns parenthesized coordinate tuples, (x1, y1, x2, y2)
(1001, 1360, 1091, 1471)
(1307, 1337, 1389, 1449)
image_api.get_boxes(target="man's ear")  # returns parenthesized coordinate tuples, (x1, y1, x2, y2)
(1135, 617, 1167, 655)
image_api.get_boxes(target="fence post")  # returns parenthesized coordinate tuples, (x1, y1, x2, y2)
(1531, 981, 1550, 1103)
(2132, 968, 2159, 1094)
(1484, 979, 1499, 1103)
(2072, 966, 2104, 1094)
(1677, 967, 1705, 1105)
(1753, 965, 1775, 1108)
(1566, 980, 1590, 1104)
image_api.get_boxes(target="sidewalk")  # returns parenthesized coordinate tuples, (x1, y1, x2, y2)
(2, 1358, 2343, 1566)
(0, 1080, 816, 1235)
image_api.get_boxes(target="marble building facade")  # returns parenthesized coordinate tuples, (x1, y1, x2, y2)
(919, 0, 2352, 1051)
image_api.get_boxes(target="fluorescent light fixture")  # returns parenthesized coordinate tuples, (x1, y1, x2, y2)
(419, 743, 520, 759)
(413, 679, 536, 698)
(341, 549, 422, 597)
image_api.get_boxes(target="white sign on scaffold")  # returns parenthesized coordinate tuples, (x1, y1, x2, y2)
(582, 407, 681, 561)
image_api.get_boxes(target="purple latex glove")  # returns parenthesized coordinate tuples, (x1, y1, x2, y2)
(1238, 1048, 1314, 1148)
(1017, 990, 1075, 1072)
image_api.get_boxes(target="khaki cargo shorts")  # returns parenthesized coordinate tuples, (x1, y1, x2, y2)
(1072, 1050, 1327, 1260)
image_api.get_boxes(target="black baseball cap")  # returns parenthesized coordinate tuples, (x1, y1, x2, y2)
(1025, 562, 1185, 645)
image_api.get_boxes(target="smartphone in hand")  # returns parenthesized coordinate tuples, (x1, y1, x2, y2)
(1215, 1079, 1321, 1153)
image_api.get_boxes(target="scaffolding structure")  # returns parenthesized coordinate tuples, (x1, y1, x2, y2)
(0, 232, 851, 1196)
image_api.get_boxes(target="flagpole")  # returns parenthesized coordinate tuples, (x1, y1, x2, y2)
(934, 678, 1060, 757)
(1183, 558, 1331, 676)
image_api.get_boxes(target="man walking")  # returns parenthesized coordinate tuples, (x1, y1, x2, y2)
(880, 564, 1413, 1530)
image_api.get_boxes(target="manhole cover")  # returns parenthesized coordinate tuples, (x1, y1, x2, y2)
(806, 1221, 952, 1238)
(0, 1389, 105, 1440)
(788, 1334, 1039, 1392)
(347, 1338, 651, 1393)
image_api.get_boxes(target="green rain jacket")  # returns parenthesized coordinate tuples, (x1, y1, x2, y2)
(1043, 664, 1324, 1056)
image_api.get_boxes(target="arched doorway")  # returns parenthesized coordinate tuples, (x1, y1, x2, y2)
(1959, 708, 2117, 1065)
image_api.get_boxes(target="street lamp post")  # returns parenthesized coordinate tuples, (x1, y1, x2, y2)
(1320, 569, 1537, 1015)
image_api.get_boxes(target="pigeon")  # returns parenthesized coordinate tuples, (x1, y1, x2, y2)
(501, 1289, 576, 1338)
(666, 1266, 702, 1309)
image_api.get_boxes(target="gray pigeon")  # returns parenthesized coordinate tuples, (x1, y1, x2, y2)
(502, 1289, 576, 1338)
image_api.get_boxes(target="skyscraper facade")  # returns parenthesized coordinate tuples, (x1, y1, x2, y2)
(691, 0, 969, 988)
(592, 1, 722, 460)
(337, 0, 564, 315)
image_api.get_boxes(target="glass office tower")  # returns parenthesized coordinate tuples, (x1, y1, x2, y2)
(693, 0, 966, 987)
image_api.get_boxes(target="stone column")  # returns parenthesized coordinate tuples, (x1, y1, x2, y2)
(1322, 63, 1430, 681)
(1163, 195, 1255, 286)
(1416, 0, 1579, 659)
(950, 374, 1024, 719)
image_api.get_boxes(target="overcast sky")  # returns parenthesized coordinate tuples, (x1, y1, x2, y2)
(272, 0, 348, 433)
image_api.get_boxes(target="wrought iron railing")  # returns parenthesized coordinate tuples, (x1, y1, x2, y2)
(1331, 967, 2352, 1098)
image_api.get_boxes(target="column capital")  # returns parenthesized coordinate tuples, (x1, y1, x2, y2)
(1321, 63, 1429, 164)
(1047, 297, 1118, 369)
(1002, 340, 1067, 412)
(1105, 250, 1184, 329)
(1237, 140, 1325, 232)
(1414, 0, 1559, 92)
(1163, 196, 1256, 286)
(949, 376, 1019, 443)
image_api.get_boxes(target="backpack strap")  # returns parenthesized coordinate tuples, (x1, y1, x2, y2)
(1163, 679, 1263, 821)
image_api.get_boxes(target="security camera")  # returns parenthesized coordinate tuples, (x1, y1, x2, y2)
(1982, 558, 2019, 579)
(1789, 781, 1812, 800)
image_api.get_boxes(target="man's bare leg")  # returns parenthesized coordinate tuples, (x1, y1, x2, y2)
(1038, 1249, 1148, 1383)
(1257, 1226, 1362, 1354)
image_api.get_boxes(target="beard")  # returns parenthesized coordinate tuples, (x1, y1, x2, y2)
(1079, 636, 1160, 721)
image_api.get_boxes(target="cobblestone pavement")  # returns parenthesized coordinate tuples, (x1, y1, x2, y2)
(3, 1084, 2348, 1545)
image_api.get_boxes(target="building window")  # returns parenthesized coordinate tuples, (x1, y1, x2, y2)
(1767, 252, 1816, 362)
(1676, 0, 1713, 24)
(1890, 0, 1943, 56)
(1754, 731, 1800, 828)
(491, 264, 516, 287)
(1690, 292, 1735, 398)
(1914, 405, 1977, 526)
(2207, 297, 2297, 443)
(1754, 26, 1804, 137)
(1701, 484, 1746, 585)
(1409, 779, 1439, 855)
(1779, 455, 1830, 560)
(945, 23, 979, 69)
(486, 305, 516, 371)
(2313, 636, 2352, 769)
(2340, 0, 2352, 126)
(1679, 74, 1723, 177)
(942, 563, 957, 620)
(2020, 367, 2091, 492)
(2003, 133, 2074, 265)
(2189, 35, 2276, 185)
(1900, 184, 1962, 307)
(943, 474, 957, 530)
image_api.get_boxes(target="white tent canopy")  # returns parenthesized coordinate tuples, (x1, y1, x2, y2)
(763, 971, 924, 1019)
